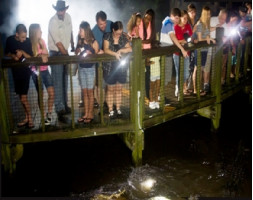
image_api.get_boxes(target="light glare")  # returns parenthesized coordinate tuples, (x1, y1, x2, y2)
(151, 197, 170, 200)
(120, 59, 127, 66)
(140, 178, 156, 192)
(230, 28, 237, 36)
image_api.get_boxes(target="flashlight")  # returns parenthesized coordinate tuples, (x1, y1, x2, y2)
(21, 58, 26, 62)
(183, 33, 191, 43)
(79, 47, 87, 57)
(82, 52, 87, 57)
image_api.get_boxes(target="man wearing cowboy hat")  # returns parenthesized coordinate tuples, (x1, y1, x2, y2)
(48, 0, 74, 123)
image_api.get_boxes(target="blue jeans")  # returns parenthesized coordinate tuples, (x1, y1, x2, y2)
(49, 51, 68, 113)
(78, 65, 95, 89)
(173, 54, 190, 88)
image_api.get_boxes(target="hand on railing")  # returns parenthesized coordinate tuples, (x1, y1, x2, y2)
(115, 51, 121, 60)
(181, 48, 188, 58)
(16, 50, 23, 59)
(41, 54, 48, 63)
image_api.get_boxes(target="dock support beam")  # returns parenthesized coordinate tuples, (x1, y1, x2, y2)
(129, 38, 145, 166)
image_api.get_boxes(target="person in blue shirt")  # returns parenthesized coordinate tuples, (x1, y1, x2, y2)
(92, 11, 112, 110)
(92, 11, 112, 53)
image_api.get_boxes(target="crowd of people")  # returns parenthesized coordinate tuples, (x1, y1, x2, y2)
(4, 0, 252, 128)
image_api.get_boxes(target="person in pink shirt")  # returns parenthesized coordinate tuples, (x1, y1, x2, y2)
(139, 9, 156, 49)
(127, 12, 142, 39)
(139, 9, 160, 109)
(173, 10, 193, 97)
(29, 24, 55, 126)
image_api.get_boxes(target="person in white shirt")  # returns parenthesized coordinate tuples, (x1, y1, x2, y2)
(48, 0, 74, 123)
(160, 8, 188, 101)
(208, 9, 228, 86)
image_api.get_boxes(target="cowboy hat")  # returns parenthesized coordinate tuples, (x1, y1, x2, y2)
(52, 1, 69, 11)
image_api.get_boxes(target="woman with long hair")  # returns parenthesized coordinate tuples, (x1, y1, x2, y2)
(127, 12, 142, 39)
(29, 23, 55, 125)
(193, 6, 215, 96)
(76, 21, 99, 124)
(139, 9, 160, 109)
(103, 21, 132, 119)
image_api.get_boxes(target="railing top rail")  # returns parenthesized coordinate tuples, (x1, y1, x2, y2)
(142, 41, 217, 58)
(2, 40, 217, 68)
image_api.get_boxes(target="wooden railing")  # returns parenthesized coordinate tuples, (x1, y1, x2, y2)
(0, 31, 251, 173)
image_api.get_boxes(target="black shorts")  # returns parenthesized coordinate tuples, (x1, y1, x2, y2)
(104, 62, 127, 85)
(12, 67, 31, 95)
(201, 51, 208, 67)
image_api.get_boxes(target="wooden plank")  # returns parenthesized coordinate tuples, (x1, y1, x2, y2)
(143, 96, 217, 129)
(8, 123, 135, 144)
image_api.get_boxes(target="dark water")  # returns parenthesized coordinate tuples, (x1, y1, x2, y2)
(1, 92, 252, 199)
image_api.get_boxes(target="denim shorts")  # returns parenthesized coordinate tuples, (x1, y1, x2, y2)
(78, 65, 95, 89)
(40, 70, 53, 88)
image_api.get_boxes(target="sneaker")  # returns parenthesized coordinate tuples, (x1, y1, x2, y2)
(204, 83, 210, 93)
(109, 110, 115, 119)
(65, 106, 71, 114)
(117, 109, 123, 118)
(165, 97, 170, 106)
(155, 102, 160, 109)
(175, 85, 178, 97)
(149, 101, 156, 109)
(45, 113, 52, 125)
(94, 102, 99, 108)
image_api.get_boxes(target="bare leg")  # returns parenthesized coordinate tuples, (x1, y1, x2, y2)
(155, 80, 160, 101)
(19, 94, 33, 127)
(193, 67, 197, 93)
(115, 83, 122, 110)
(46, 86, 54, 114)
(221, 54, 228, 84)
(106, 85, 115, 112)
(87, 89, 94, 119)
(83, 88, 88, 119)
(149, 81, 155, 102)
(94, 85, 98, 103)
(203, 71, 210, 86)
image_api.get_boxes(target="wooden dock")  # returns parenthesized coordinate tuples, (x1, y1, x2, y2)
(1, 33, 251, 173)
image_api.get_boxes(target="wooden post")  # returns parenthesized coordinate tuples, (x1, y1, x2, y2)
(178, 56, 184, 104)
(210, 47, 216, 95)
(69, 64, 75, 129)
(38, 68, 45, 132)
(196, 49, 201, 100)
(243, 37, 249, 77)
(130, 38, 144, 166)
(226, 49, 232, 86)
(2, 68, 13, 132)
(0, 37, 14, 173)
(212, 47, 223, 130)
(211, 28, 224, 130)
(235, 43, 242, 83)
(160, 55, 165, 109)
(98, 62, 104, 125)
